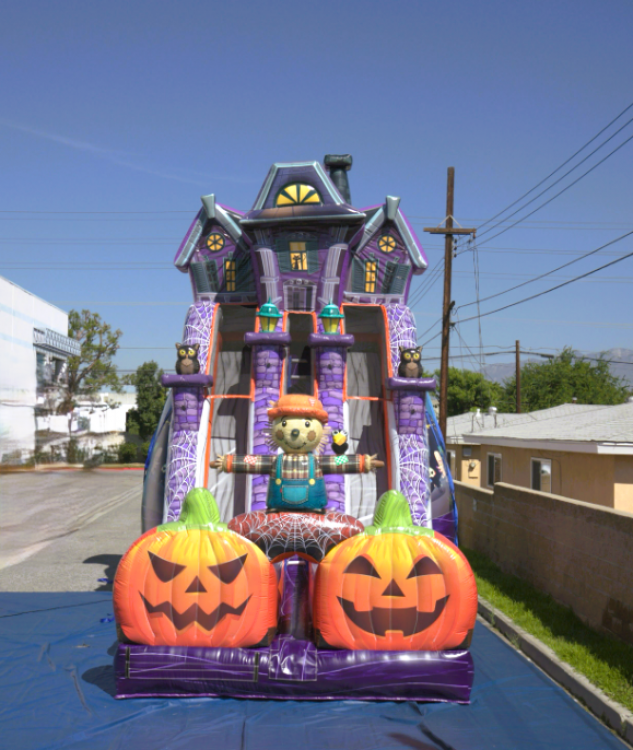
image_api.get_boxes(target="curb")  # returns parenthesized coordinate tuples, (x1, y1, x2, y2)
(478, 597, 633, 746)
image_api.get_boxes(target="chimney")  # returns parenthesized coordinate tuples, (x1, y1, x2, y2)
(324, 154, 353, 204)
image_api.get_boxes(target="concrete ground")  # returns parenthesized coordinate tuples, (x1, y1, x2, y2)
(0, 469, 143, 591)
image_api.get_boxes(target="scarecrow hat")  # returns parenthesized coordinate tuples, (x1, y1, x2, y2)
(268, 394, 329, 423)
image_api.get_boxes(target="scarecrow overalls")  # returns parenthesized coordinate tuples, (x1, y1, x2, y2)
(268, 453, 327, 511)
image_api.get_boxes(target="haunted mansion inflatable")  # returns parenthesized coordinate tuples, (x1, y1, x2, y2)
(113, 155, 477, 702)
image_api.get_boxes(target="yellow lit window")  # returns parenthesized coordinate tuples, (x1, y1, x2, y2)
(364, 260, 377, 293)
(378, 234, 396, 253)
(275, 183, 322, 207)
(224, 259, 236, 292)
(206, 233, 225, 252)
(289, 241, 308, 271)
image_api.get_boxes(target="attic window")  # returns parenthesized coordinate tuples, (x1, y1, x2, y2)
(206, 233, 225, 252)
(378, 234, 396, 253)
(275, 183, 322, 207)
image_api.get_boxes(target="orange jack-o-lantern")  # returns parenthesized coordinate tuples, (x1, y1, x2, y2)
(313, 491, 477, 651)
(114, 488, 278, 648)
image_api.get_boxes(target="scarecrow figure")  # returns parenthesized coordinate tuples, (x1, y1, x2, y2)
(210, 394, 383, 513)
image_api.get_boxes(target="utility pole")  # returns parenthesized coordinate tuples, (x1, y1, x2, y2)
(424, 168, 476, 438)
(515, 340, 521, 414)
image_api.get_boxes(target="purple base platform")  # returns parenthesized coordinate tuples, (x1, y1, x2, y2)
(115, 635, 473, 702)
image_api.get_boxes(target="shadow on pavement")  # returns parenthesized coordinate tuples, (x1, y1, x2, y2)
(83, 554, 122, 591)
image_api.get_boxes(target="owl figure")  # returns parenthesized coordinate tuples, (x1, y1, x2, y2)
(175, 343, 200, 375)
(398, 346, 423, 378)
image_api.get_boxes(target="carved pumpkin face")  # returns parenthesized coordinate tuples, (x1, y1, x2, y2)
(314, 528, 477, 652)
(114, 527, 278, 648)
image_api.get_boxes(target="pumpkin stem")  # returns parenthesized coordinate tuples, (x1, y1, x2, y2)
(158, 488, 227, 532)
(365, 490, 434, 537)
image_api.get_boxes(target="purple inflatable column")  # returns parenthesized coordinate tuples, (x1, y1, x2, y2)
(385, 304, 433, 527)
(245, 331, 290, 511)
(163, 302, 215, 522)
(308, 332, 355, 514)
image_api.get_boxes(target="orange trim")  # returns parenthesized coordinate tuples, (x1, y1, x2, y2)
(201, 303, 220, 487)
(203, 399, 213, 486)
(382, 397, 393, 488)
(346, 396, 380, 401)
(205, 302, 220, 376)
(225, 454, 234, 473)
(311, 311, 318, 398)
(380, 305, 393, 378)
(359, 454, 365, 472)
(208, 394, 250, 399)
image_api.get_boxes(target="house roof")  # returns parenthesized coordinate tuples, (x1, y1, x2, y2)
(173, 196, 246, 270)
(448, 402, 633, 453)
(355, 198, 428, 271)
(240, 161, 366, 227)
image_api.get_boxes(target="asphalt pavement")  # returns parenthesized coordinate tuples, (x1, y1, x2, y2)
(0, 469, 143, 591)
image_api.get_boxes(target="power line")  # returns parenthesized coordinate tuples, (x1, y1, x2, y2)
(474, 131, 633, 246)
(475, 99, 633, 234)
(458, 229, 633, 310)
(457, 246, 633, 324)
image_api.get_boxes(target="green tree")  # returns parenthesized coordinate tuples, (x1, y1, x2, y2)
(436, 367, 503, 417)
(59, 309, 123, 413)
(126, 361, 166, 440)
(498, 348, 630, 412)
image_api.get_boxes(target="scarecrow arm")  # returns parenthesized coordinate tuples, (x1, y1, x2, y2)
(210, 455, 276, 474)
(318, 454, 384, 474)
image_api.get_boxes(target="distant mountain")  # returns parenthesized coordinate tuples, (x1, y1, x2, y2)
(481, 348, 633, 387)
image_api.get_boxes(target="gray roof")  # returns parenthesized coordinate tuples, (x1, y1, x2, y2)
(354, 197, 428, 270)
(448, 403, 633, 447)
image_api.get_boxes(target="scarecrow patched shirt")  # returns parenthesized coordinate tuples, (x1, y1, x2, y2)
(221, 453, 369, 479)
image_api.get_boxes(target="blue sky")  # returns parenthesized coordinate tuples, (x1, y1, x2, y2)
(2, 0, 632, 377)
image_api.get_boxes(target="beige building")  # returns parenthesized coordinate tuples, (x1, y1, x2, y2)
(446, 402, 633, 513)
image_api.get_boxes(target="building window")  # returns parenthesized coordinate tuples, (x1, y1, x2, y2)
(487, 453, 502, 487)
(531, 458, 552, 493)
(289, 241, 308, 271)
(364, 260, 377, 293)
(224, 259, 236, 292)
(378, 234, 396, 253)
(275, 183, 322, 207)
(206, 232, 225, 252)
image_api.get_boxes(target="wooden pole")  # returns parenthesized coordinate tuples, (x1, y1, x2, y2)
(424, 170, 476, 439)
(439, 168, 455, 438)
(516, 339, 521, 413)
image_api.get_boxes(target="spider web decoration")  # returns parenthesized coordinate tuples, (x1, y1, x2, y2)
(184, 301, 215, 372)
(399, 433, 430, 527)
(161, 302, 216, 522)
(164, 430, 199, 522)
(385, 303, 417, 373)
(228, 511, 364, 562)
(385, 303, 431, 524)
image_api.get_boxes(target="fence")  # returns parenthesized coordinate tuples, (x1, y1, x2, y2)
(454, 480, 633, 645)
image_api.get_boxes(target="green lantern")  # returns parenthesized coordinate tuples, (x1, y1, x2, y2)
(257, 299, 282, 333)
(318, 302, 344, 335)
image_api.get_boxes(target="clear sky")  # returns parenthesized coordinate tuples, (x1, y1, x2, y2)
(2, 0, 632, 378)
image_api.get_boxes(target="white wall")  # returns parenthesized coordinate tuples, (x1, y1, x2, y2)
(0, 276, 69, 460)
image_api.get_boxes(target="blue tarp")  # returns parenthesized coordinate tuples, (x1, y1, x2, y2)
(0, 592, 626, 749)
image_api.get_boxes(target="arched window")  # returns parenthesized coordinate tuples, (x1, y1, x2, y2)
(275, 183, 322, 207)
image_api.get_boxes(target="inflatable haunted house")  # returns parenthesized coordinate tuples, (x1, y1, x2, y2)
(118, 156, 473, 704)
(144, 155, 455, 539)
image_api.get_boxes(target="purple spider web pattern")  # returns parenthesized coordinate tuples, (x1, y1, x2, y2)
(164, 301, 215, 522)
(385, 303, 431, 527)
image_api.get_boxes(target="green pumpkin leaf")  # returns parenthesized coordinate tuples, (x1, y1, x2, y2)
(158, 487, 228, 532)
(364, 490, 434, 537)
